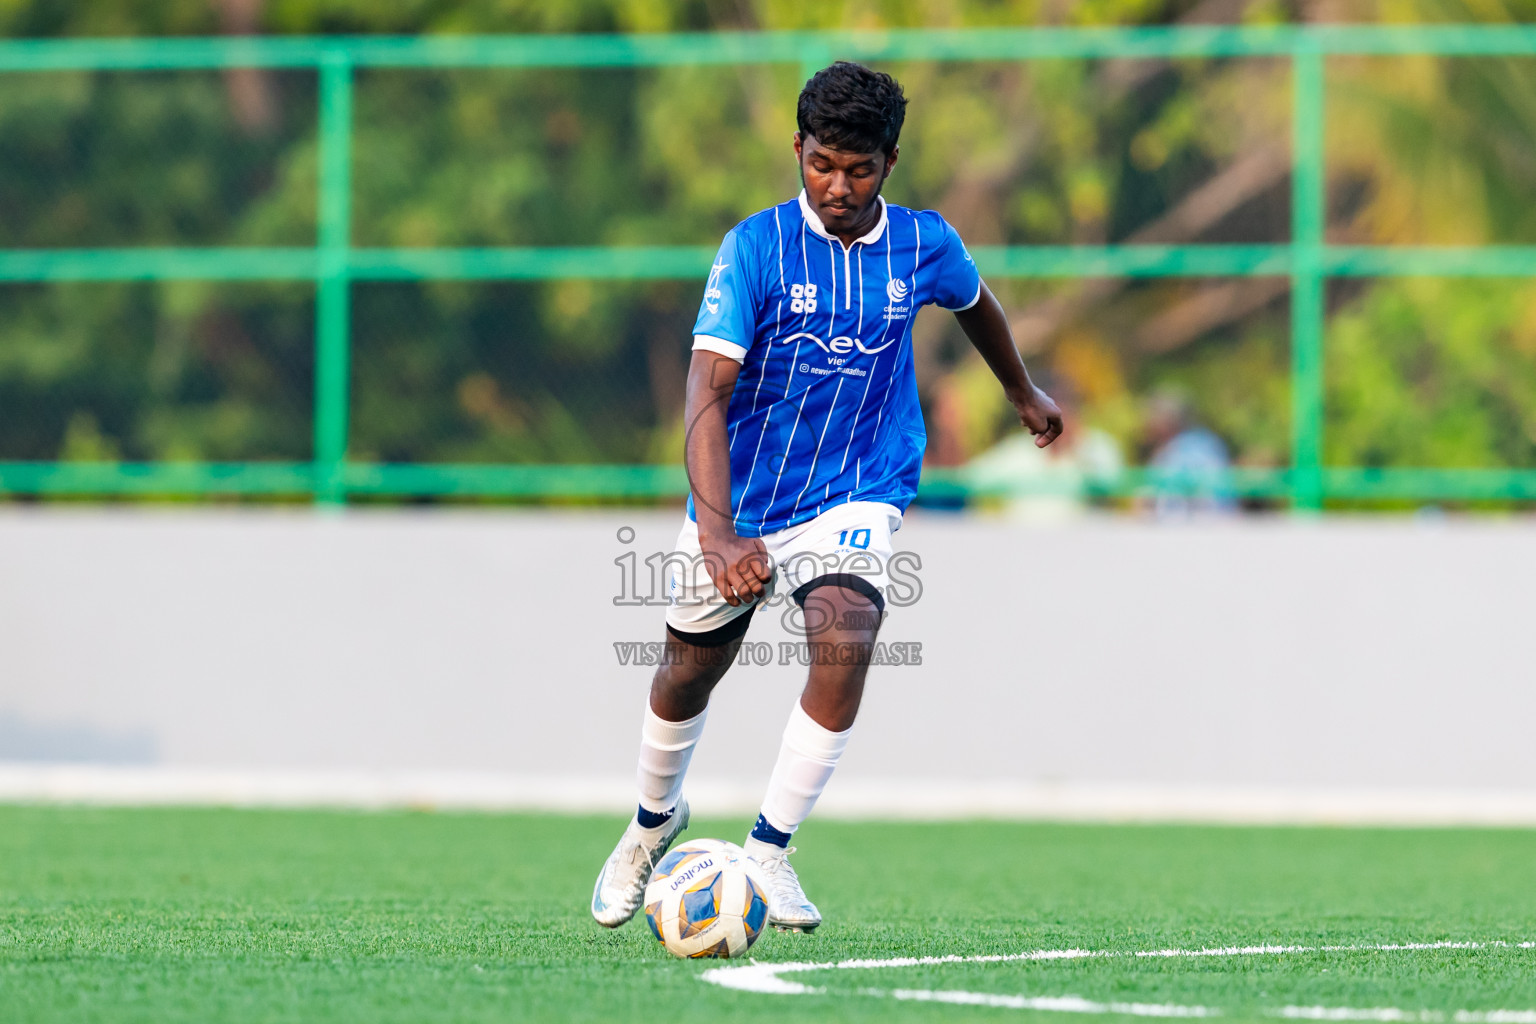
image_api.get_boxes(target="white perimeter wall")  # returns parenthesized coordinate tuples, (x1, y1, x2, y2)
(1, 508, 1533, 822)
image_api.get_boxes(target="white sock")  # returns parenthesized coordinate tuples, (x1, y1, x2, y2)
(636, 703, 708, 818)
(758, 699, 853, 837)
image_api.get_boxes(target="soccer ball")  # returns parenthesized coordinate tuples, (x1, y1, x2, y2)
(644, 839, 770, 958)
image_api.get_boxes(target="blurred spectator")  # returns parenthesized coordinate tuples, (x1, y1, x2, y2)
(1236, 443, 1283, 514)
(1140, 390, 1236, 518)
(965, 380, 1124, 523)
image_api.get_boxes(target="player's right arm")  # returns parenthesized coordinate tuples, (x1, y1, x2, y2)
(684, 351, 770, 607)
(686, 224, 771, 607)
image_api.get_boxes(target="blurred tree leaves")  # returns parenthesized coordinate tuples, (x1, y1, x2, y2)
(0, 0, 1533, 491)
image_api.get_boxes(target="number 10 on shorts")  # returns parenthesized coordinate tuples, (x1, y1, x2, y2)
(838, 528, 871, 550)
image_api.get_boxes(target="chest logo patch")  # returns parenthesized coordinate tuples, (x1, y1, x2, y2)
(790, 282, 819, 315)
(884, 277, 912, 322)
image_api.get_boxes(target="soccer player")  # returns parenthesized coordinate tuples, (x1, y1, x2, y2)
(591, 61, 1063, 933)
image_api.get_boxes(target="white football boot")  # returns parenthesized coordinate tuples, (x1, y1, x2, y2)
(744, 836, 822, 933)
(590, 799, 690, 928)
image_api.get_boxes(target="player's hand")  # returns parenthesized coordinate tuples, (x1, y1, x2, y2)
(1011, 384, 1064, 448)
(699, 531, 772, 607)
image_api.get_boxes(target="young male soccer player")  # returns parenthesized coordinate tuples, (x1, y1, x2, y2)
(591, 61, 1063, 933)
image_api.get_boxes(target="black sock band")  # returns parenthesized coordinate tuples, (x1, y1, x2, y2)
(749, 813, 792, 848)
(636, 804, 675, 829)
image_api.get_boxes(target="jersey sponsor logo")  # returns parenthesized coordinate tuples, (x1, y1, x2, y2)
(789, 282, 819, 314)
(780, 330, 898, 357)
(885, 277, 909, 303)
(704, 260, 729, 315)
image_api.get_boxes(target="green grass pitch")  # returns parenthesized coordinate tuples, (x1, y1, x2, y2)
(3, 805, 1535, 1023)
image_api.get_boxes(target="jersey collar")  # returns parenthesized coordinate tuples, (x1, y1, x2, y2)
(797, 189, 888, 246)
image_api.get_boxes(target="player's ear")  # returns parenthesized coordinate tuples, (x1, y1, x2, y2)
(793, 132, 804, 162)
(883, 144, 899, 178)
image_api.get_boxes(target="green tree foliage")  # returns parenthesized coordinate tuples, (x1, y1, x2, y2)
(0, 0, 1533, 492)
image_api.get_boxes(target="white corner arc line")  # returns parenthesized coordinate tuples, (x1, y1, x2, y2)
(699, 939, 1536, 1019)
(882, 988, 1221, 1017)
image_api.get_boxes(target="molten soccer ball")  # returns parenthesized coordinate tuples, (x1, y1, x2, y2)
(644, 838, 770, 959)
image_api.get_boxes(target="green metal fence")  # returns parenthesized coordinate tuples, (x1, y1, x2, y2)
(4, 25, 1536, 508)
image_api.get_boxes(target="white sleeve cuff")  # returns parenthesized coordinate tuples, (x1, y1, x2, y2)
(692, 334, 748, 362)
(939, 281, 983, 312)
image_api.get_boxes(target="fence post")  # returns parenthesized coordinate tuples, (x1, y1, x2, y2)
(314, 51, 353, 506)
(1289, 45, 1325, 512)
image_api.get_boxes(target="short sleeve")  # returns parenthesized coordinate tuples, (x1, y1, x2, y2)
(930, 217, 982, 312)
(691, 228, 758, 362)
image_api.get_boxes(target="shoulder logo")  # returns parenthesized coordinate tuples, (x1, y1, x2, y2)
(704, 260, 728, 315)
(886, 278, 909, 303)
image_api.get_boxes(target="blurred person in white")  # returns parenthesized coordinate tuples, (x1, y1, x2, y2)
(1141, 390, 1236, 518)
(966, 378, 1124, 522)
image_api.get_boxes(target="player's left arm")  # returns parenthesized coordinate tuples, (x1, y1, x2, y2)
(953, 280, 1064, 448)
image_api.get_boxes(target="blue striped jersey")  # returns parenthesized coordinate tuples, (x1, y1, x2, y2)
(687, 190, 981, 538)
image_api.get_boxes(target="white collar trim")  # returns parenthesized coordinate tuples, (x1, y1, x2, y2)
(797, 189, 888, 246)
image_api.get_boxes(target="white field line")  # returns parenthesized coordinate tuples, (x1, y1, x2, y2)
(1276, 1010, 1536, 1022)
(699, 939, 1536, 1019)
(880, 988, 1220, 1016)
(1274, 1009, 1442, 1021)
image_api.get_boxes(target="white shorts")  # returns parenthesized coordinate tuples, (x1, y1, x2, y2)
(663, 501, 904, 644)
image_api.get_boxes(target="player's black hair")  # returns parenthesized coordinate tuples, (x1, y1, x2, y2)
(797, 61, 907, 156)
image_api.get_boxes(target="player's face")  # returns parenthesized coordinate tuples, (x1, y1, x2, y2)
(794, 132, 897, 237)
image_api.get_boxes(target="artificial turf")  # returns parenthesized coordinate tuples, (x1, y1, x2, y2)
(1, 805, 1534, 1023)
